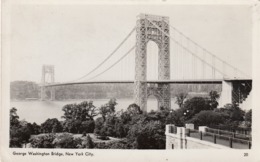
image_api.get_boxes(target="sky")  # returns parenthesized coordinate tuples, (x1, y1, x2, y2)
(10, 3, 252, 83)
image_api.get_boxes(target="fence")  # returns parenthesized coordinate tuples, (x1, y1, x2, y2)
(186, 128, 251, 149)
(205, 127, 251, 141)
(209, 125, 251, 136)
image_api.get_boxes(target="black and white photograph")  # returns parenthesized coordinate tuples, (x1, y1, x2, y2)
(1, 0, 260, 161)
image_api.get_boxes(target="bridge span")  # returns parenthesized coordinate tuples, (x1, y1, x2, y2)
(41, 78, 251, 87)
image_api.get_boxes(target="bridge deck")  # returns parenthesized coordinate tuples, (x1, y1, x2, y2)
(41, 79, 234, 87)
(41, 78, 252, 87)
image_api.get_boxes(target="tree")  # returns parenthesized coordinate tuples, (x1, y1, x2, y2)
(26, 122, 41, 135)
(245, 109, 252, 127)
(223, 104, 245, 121)
(182, 97, 211, 120)
(81, 120, 95, 133)
(209, 91, 220, 109)
(10, 107, 20, 127)
(188, 110, 224, 126)
(62, 101, 98, 121)
(61, 101, 98, 133)
(127, 103, 142, 115)
(94, 117, 105, 135)
(10, 108, 31, 148)
(41, 118, 63, 133)
(175, 93, 187, 108)
(165, 109, 185, 126)
(127, 121, 165, 149)
(82, 135, 94, 148)
(99, 99, 117, 121)
(10, 125, 31, 148)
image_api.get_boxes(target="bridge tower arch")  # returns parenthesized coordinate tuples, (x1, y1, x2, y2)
(41, 65, 55, 101)
(134, 14, 171, 112)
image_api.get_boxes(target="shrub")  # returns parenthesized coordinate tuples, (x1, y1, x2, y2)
(41, 118, 63, 133)
(187, 110, 224, 127)
(82, 135, 94, 148)
(30, 134, 56, 148)
(53, 133, 82, 148)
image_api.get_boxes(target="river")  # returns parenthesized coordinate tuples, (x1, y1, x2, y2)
(10, 98, 179, 124)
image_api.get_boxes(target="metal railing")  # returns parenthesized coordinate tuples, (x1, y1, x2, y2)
(186, 128, 251, 149)
(205, 127, 251, 141)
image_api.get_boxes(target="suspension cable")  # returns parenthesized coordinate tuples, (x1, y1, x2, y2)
(146, 18, 228, 78)
(71, 27, 136, 82)
(87, 45, 136, 81)
(169, 24, 250, 78)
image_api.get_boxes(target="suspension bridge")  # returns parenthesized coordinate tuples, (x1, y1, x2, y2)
(40, 14, 252, 112)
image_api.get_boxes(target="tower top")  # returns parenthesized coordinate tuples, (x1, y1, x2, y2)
(137, 13, 169, 22)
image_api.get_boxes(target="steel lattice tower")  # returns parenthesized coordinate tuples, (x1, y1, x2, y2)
(134, 14, 171, 112)
(41, 65, 55, 100)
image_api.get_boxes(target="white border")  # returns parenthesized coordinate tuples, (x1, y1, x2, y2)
(1, 0, 260, 162)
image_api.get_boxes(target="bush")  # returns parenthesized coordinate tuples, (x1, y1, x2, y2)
(127, 121, 165, 149)
(81, 120, 95, 133)
(187, 110, 224, 127)
(41, 118, 63, 133)
(182, 97, 211, 120)
(53, 133, 82, 148)
(30, 134, 56, 148)
(94, 140, 132, 149)
(82, 135, 94, 148)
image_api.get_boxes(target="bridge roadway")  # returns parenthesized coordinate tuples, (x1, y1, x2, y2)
(41, 78, 251, 87)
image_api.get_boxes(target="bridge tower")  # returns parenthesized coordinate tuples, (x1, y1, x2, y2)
(41, 65, 55, 101)
(134, 14, 171, 112)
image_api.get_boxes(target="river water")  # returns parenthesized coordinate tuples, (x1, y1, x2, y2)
(11, 98, 179, 124)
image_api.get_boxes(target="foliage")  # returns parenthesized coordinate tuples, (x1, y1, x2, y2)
(187, 110, 224, 126)
(30, 134, 56, 148)
(53, 133, 82, 148)
(94, 117, 105, 135)
(62, 101, 98, 121)
(181, 97, 211, 120)
(41, 118, 63, 133)
(99, 99, 117, 121)
(62, 101, 98, 133)
(127, 103, 142, 116)
(209, 91, 220, 109)
(165, 109, 185, 126)
(94, 140, 132, 149)
(245, 109, 252, 127)
(81, 120, 95, 133)
(127, 121, 165, 149)
(26, 122, 41, 135)
(10, 108, 32, 148)
(82, 135, 94, 148)
(175, 93, 187, 108)
(221, 104, 245, 121)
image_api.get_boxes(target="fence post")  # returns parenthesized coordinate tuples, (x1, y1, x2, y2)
(187, 129, 190, 137)
(200, 131, 202, 140)
(233, 133, 235, 138)
(213, 134, 216, 144)
(248, 141, 251, 149)
(229, 137, 233, 148)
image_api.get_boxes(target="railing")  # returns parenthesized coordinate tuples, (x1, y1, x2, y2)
(205, 127, 251, 141)
(186, 128, 251, 149)
(209, 125, 251, 136)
